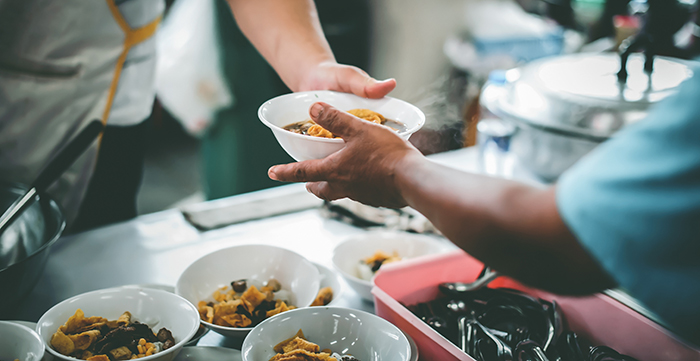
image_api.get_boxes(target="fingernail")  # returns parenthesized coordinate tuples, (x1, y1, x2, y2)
(268, 167, 278, 180)
(310, 103, 323, 119)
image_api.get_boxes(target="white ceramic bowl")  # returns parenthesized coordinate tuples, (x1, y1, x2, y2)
(36, 287, 199, 361)
(333, 231, 452, 301)
(313, 262, 343, 307)
(175, 244, 320, 338)
(258, 90, 425, 161)
(241, 307, 411, 361)
(0, 321, 44, 361)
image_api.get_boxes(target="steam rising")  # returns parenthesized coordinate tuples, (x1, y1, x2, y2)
(405, 73, 477, 154)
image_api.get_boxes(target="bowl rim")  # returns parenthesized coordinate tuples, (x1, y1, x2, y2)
(0, 320, 45, 359)
(257, 90, 426, 143)
(241, 305, 412, 361)
(0, 182, 66, 273)
(37, 286, 200, 361)
(175, 244, 320, 333)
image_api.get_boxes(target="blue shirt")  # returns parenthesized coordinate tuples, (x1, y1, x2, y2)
(557, 64, 700, 346)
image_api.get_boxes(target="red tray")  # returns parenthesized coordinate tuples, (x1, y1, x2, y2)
(372, 250, 700, 361)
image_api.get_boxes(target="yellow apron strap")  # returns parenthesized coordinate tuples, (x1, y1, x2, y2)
(102, 0, 161, 125)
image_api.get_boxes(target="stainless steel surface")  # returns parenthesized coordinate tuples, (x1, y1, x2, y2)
(4, 147, 665, 354)
(0, 184, 65, 314)
(481, 53, 695, 180)
(12, 182, 449, 346)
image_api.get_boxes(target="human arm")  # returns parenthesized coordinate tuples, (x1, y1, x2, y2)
(225, 0, 396, 98)
(268, 102, 616, 295)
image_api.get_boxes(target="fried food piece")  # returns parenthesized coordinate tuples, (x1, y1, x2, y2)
(86, 355, 110, 361)
(220, 313, 252, 328)
(269, 349, 336, 361)
(108, 346, 132, 360)
(272, 330, 338, 361)
(59, 309, 85, 334)
(116, 312, 131, 326)
(213, 299, 242, 317)
(51, 330, 75, 355)
(241, 285, 267, 310)
(68, 330, 101, 350)
(310, 287, 333, 307)
(197, 301, 214, 323)
(307, 124, 334, 138)
(74, 321, 108, 334)
(266, 301, 290, 318)
(213, 286, 232, 302)
(348, 108, 385, 124)
(282, 337, 320, 354)
(60, 309, 110, 336)
(274, 329, 306, 353)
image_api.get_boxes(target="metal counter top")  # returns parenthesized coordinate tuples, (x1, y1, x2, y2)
(7, 146, 664, 350)
(12, 148, 498, 347)
(11, 186, 390, 347)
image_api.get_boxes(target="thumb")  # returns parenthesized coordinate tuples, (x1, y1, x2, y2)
(364, 78, 396, 99)
(336, 65, 396, 99)
(310, 102, 363, 139)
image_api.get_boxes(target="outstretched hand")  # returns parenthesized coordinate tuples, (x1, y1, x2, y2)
(298, 61, 396, 99)
(268, 102, 423, 208)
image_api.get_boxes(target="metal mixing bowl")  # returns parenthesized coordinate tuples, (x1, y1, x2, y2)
(0, 183, 65, 315)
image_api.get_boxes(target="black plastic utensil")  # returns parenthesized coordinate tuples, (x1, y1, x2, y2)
(440, 267, 500, 294)
(0, 121, 104, 235)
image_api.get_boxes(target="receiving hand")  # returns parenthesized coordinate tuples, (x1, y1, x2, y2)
(298, 61, 396, 99)
(268, 102, 423, 208)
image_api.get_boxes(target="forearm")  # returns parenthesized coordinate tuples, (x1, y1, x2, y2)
(226, 0, 335, 91)
(395, 154, 615, 295)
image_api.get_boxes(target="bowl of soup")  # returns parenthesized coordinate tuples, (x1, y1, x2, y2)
(258, 91, 425, 161)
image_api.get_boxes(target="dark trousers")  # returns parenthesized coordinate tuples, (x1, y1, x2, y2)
(70, 119, 150, 233)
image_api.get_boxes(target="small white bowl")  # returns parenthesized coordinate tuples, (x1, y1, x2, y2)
(36, 287, 199, 361)
(333, 231, 452, 301)
(0, 321, 44, 361)
(241, 307, 411, 361)
(258, 90, 425, 161)
(175, 244, 320, 338)
(313, 262, 343, 307)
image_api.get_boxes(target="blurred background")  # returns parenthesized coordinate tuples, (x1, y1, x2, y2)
(137, 0, 700, 215)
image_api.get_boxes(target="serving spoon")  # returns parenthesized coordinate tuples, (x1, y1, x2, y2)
(0, 121, 104, 236)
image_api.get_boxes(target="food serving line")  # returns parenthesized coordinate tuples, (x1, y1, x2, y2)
(13, 148, 501, 350)
(12, 146, 686, 361)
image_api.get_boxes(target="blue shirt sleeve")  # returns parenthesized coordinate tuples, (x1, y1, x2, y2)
(556, 65, 700, 345)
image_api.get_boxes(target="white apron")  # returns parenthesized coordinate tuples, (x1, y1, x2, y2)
(0, 0, 164, 223)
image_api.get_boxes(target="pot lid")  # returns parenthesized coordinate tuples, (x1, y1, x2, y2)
(481, 53, 695, 140)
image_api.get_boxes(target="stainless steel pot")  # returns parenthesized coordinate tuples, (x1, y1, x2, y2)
(0, 183, 65, 315)
(480, 53, 695, 181)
